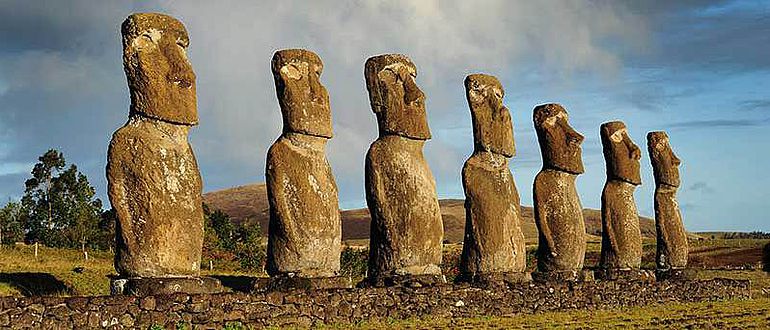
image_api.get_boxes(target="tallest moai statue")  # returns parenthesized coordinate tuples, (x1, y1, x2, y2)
(107, 13, 219, 295)
(364, 54, 445, 286)
(532, 104, 587, 281)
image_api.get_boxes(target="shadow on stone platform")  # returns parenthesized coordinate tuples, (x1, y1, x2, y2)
(211, 275, 258, 293)
(0, 272, 72, 296)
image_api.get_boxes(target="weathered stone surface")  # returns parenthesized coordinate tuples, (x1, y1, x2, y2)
(113, 277, 222, 296)
(464, 74, 514, 156)
(599, 121, 643, 270)
(0, 279, 750, 328)
(364, 54, 430, 140)
(460, 74, 526, 279)
(601, 121, 642, 185)
(532, 104, 586, 274)
(532, 269, 594, 283)
(266, 134, 342, 277)
(647, 131, 688, 270)
(533, 104, 584, 174)
(461, 153, 526, 275)
(266, 49, 341, 279)
(121, 13, 197, 125)
(363, 274, 447, 288)
(457, 272, 531, 288)
(364, 54, 442, 283)
(600, 181, 642, 269)
(108, 117, 203, 277)
(594, 269, 654, 283)
(365, 134, 443, 281)
(271, 49, 332, 138)
(108, 13, 205, 280)
(253, 275, 352, 292)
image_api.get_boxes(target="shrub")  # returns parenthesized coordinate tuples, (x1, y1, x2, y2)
(340, 246, 368, 280)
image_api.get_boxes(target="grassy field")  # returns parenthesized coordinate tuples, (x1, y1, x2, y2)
(318, 297, 770, 329)
(0, 244, 259, 296)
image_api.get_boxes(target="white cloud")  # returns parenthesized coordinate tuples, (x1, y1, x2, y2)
(152, 0, 649, 200)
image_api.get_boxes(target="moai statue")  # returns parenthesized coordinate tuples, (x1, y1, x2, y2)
(459, 74, 528, 285)
(648, 131, 688, 278)
(364, 54, 445, 286)
(598, 121, 647, 280)
(532, 104, 587, 282)
(107, 13, 220, 295)
(261, 49, 350, 290)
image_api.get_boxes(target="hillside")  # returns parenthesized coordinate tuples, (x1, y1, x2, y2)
(203, 183, 657, 244)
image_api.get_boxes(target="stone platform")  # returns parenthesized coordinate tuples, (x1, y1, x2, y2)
(362, 273, 448, 288)
(532, 269, 595, 283)
(594, 268, 656, 283)
(252, 275, 352, 292)
(110, 277, 223, 296)
(456, 272, 532, 288)
(0, 277, 751, 328)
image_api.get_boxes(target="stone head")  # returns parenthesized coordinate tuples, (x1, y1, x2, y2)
(533, 104, 584, 174)
(647, 131, 681, 187)
(122, 13, 197, 125)
(465, 74, 514, 157)
(364, 54, 430, 140)
(271, 49, 333, 138)
(600, 121, 642, 185)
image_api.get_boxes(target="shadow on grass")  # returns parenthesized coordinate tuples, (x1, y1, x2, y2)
(211, 275, 256, 293)
(0, 272, 73, 296)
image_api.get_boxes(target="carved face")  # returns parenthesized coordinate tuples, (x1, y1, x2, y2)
(364, 54, 431, 140)
(465, 74, 514, 157)
(122, 13, 197, 125)
(271, 49, 332, 138)
(533, 104, 584, 174)
(647, 131, 681, 187)
(600, 121, 642, 185)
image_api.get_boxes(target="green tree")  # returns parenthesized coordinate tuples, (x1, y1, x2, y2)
(21, 149, 104, 249)
(234, 221, 265, 271)
(22, 149, 65, 244)
(0, 201, 25, 245)
(202, 204, 265, 272)
(53, 164, 103, 250)
(204, 203, 236, 251)
(97, 208, 117, 251)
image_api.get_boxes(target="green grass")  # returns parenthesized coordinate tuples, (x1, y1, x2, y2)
(316, 297, 770, 329)
(0, 244, 259, 296)
(0, 244, 115, 296)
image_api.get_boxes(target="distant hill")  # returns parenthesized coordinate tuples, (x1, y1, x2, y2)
(203, 183, 657, 244)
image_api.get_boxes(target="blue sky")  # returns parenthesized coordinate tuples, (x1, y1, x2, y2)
(0, 0, 768, 231)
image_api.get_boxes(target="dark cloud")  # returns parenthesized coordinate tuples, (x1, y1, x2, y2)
(667, 118, 770, 129)
(627, 1, 770, 71)
(688, 181, 715, 194)
(740, 99, 770, 112)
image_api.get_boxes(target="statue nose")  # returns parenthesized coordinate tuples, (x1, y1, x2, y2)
(164, 41, 195, 88)
(566, 127, 584, 145)
(403, 77, 424, 106)
(309, 76, 326, 104)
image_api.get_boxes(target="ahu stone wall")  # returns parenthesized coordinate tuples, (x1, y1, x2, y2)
(0, 278, 750, 329)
